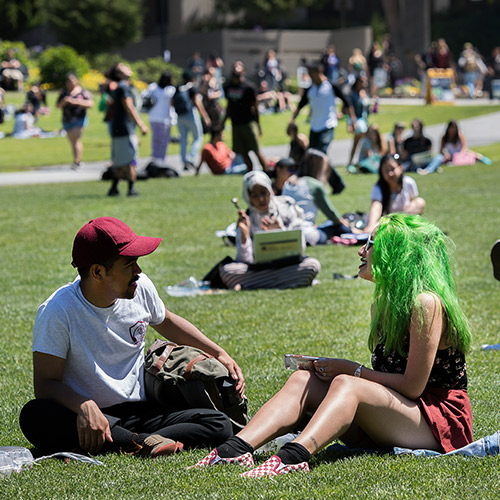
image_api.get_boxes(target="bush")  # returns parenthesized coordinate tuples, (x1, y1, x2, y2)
(0, 40, 29, 66)
(130, 57, 183, 85)
(38, 45, 89, 89)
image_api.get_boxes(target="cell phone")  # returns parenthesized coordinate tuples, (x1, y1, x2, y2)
(284, 354, 321, 371)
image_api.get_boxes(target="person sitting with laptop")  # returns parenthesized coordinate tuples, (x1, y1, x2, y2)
(401, 119, 435, 172)
(219, 171, 321, 290)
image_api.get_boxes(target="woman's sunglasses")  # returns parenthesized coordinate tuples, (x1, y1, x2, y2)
(365, 236, 375, 251)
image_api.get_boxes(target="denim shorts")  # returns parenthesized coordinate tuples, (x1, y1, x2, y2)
(62, 116, 88, 131)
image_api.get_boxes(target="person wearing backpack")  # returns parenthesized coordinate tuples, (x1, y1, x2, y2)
(173, 72, 211, 171)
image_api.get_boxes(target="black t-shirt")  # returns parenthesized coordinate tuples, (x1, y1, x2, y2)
(224, 81, 257, 126)
(403, 135, 432, 157)
(57, 88, 91, 123)
(111, 81, 136, 137)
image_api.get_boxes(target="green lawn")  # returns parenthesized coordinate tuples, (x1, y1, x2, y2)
(1, 89, 499, 172)
(1, 147, 500, 498)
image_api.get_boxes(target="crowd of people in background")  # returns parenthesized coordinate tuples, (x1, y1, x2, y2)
(3, 36, 498, 477)
(0, 37, 497, 193)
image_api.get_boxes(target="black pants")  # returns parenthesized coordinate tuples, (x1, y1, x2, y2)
(19, 399, 233, 454)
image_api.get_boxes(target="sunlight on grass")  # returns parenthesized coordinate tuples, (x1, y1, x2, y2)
(1, 150, 500, 497)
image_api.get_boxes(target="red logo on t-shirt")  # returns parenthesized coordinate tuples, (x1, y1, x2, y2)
(129, 321, 147, 344)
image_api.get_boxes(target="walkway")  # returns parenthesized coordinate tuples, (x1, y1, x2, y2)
(1, 104, 499, 187)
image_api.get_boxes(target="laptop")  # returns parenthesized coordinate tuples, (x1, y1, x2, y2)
(253, 229, 303, 264)
(411, 150, 433, 167)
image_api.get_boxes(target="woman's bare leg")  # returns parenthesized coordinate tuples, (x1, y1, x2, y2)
(293, 374, 440, 455)
(348, 133, 364, 165)
(237, 370, 328, 450)
(67, 127, 84, 164)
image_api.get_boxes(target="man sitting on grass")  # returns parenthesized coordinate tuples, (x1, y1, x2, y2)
(195, 126, 247, 175)
(19, 217, 245, 457)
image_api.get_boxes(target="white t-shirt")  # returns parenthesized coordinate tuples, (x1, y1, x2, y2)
(145, 83, 176, 125)
(282, 177, 317, 224)
(308, 80, 338, 132)
(32, 273, 165, 408)
(371, 176, 419, 213)
(13, 112, 34, 135)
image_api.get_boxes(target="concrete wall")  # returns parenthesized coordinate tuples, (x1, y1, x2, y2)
(121, 27, 373, 80)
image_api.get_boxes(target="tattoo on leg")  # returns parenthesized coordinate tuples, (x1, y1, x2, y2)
(309, 436, 319, 450)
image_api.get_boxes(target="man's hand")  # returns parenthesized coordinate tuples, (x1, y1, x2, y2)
(140, 124, 149, 136)
(216, 352, 245, 397)
(77, 400, 113, 454)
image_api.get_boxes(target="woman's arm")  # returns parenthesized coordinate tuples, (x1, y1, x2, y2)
(194, 93, 211, 128)
(356, 293, 443, 399)
(314, 293, 443, 400)
(364, 199, 383, 233)
(458, 131, 467, 152)
(308, 177, 342, 224)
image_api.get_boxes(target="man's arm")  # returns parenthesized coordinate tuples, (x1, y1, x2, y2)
(152, 309, 245, 395)
(290, 88, 309, 122)
(193, 93, 211, 128)
(123, 96, 148, 135)
(332, 83, 357, 125)
(33, 351, 112, 453)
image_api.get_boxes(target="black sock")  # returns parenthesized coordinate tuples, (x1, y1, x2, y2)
(111, 179, 119, 189)
(128, 181, 134, 191)
(276, 441, 311, 465)
(216, 436, 254, 458)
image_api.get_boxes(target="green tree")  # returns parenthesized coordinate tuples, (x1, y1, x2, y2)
(38, 45, 90, 88)
(45, 0, 144, 56)
(0, 0, 45, 40)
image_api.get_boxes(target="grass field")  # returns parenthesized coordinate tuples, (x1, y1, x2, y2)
(1, 135, 500, 498)
(1, 89, 499, 171)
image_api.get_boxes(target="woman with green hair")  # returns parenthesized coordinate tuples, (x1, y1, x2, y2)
(191, 213, 473, 477)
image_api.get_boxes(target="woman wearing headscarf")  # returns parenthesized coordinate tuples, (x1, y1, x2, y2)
(220, 171, 320, 290)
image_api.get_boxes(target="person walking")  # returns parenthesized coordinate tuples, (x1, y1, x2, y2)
(108, 63, 148, 197)
(57, 74, 94, 169)
(173, 72, 211, 171)
(223, 61, 268, 173)
(142, 71, 176, 167)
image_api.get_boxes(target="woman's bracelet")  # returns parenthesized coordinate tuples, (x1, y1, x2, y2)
(354, 364, 363, 378)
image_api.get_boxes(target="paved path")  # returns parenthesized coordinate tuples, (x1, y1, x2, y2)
(1, 103, 499, 187)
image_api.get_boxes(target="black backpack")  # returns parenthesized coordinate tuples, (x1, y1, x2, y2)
(173, 84, 192, 116)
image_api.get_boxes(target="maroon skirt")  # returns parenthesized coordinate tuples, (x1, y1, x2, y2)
(418, 387, 473, 453)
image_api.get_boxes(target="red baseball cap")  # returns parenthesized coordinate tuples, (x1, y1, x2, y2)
(71, 217, 162, 268)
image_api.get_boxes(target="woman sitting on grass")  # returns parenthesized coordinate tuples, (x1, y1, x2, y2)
(417, 120, 492, 175)
(364, 153, 426, 233)
(219, 171, 320, 290)
(350, 123, 387, 174)
(193, 214, 472, 476)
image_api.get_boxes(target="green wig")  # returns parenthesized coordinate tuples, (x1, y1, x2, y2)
(369, 213, 471, 356)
